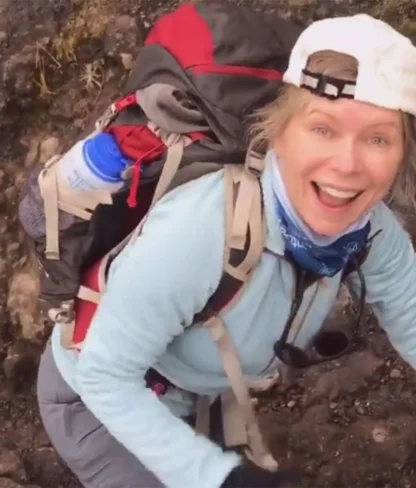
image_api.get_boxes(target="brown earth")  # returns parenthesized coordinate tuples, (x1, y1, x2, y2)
(0, 0, 416, 487)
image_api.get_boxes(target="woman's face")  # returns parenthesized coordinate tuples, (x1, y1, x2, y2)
(274, 95, 405, 236)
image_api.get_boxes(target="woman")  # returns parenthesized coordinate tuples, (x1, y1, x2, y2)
(37, 12, 416, 488)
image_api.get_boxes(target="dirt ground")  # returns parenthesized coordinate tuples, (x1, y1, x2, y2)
(2, 312, 416, 487)
(259, 314, 416, 488)
(1, 0, 416, 487)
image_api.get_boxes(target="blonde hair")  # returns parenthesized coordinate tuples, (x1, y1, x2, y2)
(251, 50, 416, 210)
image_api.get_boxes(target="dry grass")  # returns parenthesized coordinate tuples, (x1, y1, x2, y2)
(52, 36, 77, 63)
(52, 0, 117, 61)
(34, 0, 116, 98)
(400, 19, 416, 38)
(80, 59, 104, 92)
(34, 44, 62, 97)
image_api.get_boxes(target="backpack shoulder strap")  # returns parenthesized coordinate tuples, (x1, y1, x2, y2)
(196, 151, 279, 471)
(195, 150, 266, 322)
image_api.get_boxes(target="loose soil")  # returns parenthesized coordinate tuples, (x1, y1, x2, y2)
(2, 314, 416, 487)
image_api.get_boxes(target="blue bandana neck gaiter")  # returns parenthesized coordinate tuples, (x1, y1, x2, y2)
(275, 198, 371, 277)
(269, 151, 372, 277)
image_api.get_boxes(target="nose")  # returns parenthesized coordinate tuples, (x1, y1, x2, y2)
(333, 140, 361, 174)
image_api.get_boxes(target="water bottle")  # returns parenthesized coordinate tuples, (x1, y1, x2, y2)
(18, 132, 130, 242)
(57, 132, 130, 192)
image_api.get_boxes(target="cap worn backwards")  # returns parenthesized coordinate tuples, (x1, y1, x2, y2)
(283, 14, 416, 116)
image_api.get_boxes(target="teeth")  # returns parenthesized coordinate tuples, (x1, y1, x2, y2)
(317, 184, 359, 199)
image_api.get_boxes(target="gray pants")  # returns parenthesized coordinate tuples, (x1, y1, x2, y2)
(36, 342, 164, 488)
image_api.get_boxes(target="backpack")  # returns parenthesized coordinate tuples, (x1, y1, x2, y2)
(18, 1, 303, 470)
(19, 1, 302, 338)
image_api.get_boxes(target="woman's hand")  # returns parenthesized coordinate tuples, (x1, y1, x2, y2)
(221, 459, 301, 487)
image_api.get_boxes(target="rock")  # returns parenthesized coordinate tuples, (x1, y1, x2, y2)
(104, 15, 145, 63)
(0, 445, 26, 483)
(33, 427, 51, 449)
(288, 0, 316, 5)
(372, 427, 388, 443)
(318, 463, 338, 484)
(6, 242, 20, 257)
(24, 447, 66, 488)
(75, 36, 104, 64)
(3, 186, 18, 203)
(2, 340, 41, 392)
(287, 405, 342, 457)
(3, 46, 38, 99)
(304, 351, 384, 404)
(0, 479, 24, 488)
(389, 368, 402, 379)
(113, 15, 137, 32)
(0, 259, 6, 278)
(73, 118, 85, 129)
(0, 481, 40, 488)
(354, 401, 366, 416)
(7, 266, 43, 341)
(23, 139, 41, 169)
(39, 136, 61, 164)
(120, 52, 134, 70)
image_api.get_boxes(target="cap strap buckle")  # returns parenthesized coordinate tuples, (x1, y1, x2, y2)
(301, 69, 356, 100)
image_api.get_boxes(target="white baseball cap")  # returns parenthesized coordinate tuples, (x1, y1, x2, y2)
(283, 14, 416, 116)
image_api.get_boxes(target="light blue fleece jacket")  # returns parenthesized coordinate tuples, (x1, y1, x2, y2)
(51, 154, 416, 488)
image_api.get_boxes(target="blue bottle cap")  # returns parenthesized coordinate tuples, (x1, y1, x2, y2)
(83, 133, 130, 183)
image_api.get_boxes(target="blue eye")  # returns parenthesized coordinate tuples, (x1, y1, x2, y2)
(370, 136, 388, 146)
(312, 126, 331, 137)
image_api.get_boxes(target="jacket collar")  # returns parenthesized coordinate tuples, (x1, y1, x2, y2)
(260, 155, 285, 256)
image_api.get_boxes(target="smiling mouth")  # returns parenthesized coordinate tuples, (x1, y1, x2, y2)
(312, 182, 362, 208)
